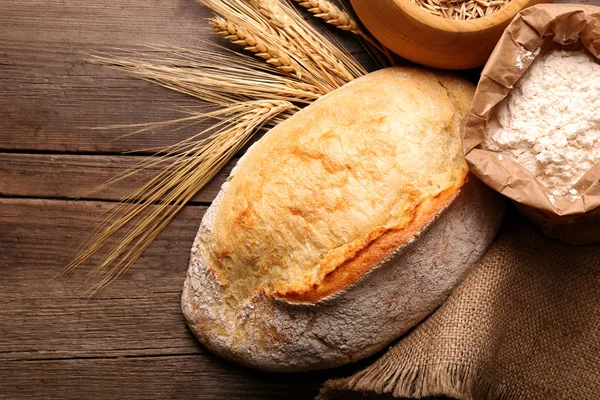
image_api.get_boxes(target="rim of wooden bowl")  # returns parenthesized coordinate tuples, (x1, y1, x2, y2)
(392, 0, 533, 32)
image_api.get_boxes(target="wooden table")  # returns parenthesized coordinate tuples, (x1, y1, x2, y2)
(0, 1, 377, 398)
(0, 0, 587, 399)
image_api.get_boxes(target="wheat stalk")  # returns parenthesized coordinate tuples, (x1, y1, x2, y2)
(67, 101, 296, 291)
(67, 0, 372, 290)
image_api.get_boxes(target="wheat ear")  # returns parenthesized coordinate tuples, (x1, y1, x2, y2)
(293, 0, 360, 33)
(292, 0, 393, 62)
(210, 16, 298, 75)
(202, 0, 364, 92)
(90, 47, 322, 106)
(250, 0, 365, 86)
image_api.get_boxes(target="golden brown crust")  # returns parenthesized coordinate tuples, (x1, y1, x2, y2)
(276, 73, 476, 302)
(205, 67, 474, 305)
(275, 181, 465, 303)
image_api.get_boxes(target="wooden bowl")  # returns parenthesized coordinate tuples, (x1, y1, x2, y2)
(350, 0, 552, 69)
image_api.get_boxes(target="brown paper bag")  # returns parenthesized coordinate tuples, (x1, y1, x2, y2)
(462, 4, 600, 244)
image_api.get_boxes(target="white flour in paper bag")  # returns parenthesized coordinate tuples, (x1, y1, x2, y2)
(484, 49, 600, 200)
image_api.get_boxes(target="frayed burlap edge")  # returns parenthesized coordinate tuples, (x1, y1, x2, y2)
(317, 360, 526, 400)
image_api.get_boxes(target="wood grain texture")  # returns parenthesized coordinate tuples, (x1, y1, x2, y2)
(2, 0, 596, 398)
(0, 0, 371, 154)
(0, 0, 214, 154)
(0, 153, 235, 203)
(0, 355, 344, 400)
(0, 198, 205, 357)
(0, 0, 368, 397)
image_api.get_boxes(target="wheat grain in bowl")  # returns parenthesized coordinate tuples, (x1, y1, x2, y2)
(411, 0, 511, 19)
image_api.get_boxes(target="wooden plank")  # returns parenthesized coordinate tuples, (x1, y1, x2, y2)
(0, 153, 234, 203)
(0, 197, 348, 399)
(0, 355, 333, 400)
(0, 198, 206, 359)
(0, 0, 372, 154)
(0, 0, 215, 153)
(0, 294, 204, 360)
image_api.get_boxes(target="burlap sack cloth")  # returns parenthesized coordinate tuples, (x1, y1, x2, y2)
(318, 211, 600, 399)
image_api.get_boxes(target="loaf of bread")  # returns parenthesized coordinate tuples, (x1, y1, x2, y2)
(182, 67, 505, 372)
